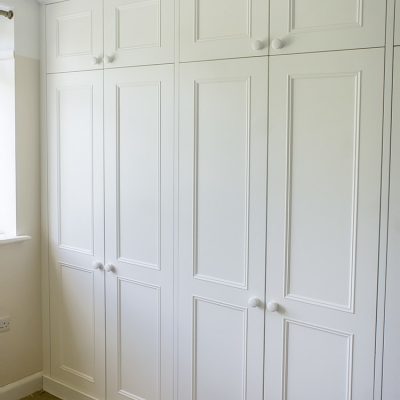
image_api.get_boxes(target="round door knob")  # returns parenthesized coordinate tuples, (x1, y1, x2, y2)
(105, 264, 117, 273)
(266, 301, 279, 312)
(93, 261, 104, 271)
(271, 38, 284, 50)
(106, 54, 116, 63)
(251, 40, 264, 51)
(248, 297, 262, 308)
(93, 56, 102, 65)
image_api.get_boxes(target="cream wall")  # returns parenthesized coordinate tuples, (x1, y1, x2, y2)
(0, 0, 41, 388)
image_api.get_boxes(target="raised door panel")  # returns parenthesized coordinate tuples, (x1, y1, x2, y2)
(47, 71, 105, 399)
(178, 57, 268, 400)
(265, 49, 384, 400)
(270, 0, 386, 55)
(104, 64, 174, 400)
(104, 0, 174, 68)
(180, 0, 269, 62)
(46, 0, 103, 73)
(382, 47, 400, 400)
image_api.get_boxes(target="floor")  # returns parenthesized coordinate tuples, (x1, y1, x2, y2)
(21, 392, 60, 400)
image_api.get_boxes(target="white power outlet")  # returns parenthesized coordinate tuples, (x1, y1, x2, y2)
(0, 317, 10, 332)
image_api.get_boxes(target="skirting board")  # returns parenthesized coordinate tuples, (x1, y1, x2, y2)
(43, 376, 98, 400)
(0, 372, 43, 400)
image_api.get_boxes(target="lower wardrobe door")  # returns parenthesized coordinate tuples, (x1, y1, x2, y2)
(178, 57, 268, 400)
(265, 48, 384, 400)
(104, 64, 175, 400)
(47, 70, 106, 400)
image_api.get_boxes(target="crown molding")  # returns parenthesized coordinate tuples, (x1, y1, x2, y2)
(37, 0, 68, 4)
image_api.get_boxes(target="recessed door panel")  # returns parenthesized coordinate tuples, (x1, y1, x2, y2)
(47, 71, 105, 399)
(270, 0, 385, 54)
(105, 64, 174, 400)
(46, 0, 103, 73)
(266, 49, 384, 400)
(104, 0, 174, 68)
(117, 82, 161, 268)
(180, 0, 269, 61)
(179, 57, 268, 400)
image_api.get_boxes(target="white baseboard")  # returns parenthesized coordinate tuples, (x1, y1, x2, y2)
(43, 376, 98, 400)
(0, 372, 43, 400)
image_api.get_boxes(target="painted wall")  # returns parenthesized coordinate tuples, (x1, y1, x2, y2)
(0, 0, 41, 387)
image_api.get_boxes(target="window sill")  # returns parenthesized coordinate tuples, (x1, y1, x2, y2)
(0, 235, 32, 245)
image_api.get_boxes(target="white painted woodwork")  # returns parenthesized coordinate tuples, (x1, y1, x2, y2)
(265, 48, 384, 400)
(178, 57, 268, 400)
(104, 0, 174, 68)
(382, 47, 400, 400)
(180, 0, 269, 62)
(47, 71, 105, 399)
(270, 0, 386, 54)
(104, 64, 174, 400)
(46, 0, 103, 73)
(395, 0, 400, 45)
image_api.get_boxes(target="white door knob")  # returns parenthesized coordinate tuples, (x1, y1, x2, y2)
(251, 40, 264, 51)
(248, 297, 262, 308)
(106, 54, 116, 63)
(271, 38, 284, 50)
(266, 301, 279, 312)
(93, 261, 104, 271)
(93, 56, 102, 65)
(105, 264, 116, 273)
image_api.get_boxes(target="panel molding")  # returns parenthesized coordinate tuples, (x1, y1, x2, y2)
(283, 72, 361, 313)
(194, 0, 252, 42)
(56, 11, 94, 57)
(288, 0, 364, 34)
(58, 263, 96, 383)
(56, 86, 95, 256)
(115, 81, 162, 271)
(115, 1, 161, 50)
(282, 319, 354, 400)
(116, 277, 162, 400)
(192, 77, 251, 289)
(192, 296, 248, 400)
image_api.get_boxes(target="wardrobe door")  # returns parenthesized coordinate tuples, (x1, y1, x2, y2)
(46, 0, 103, 73)
(180, 0, 269, 62)
(104, 65, 174, 400)
(104, 0, 174, 68)
(178, 57, 268, 400)
(382, 47, 400, 400)
(269, 0, 386, 55)
(265, 49, 384, 400)
(47, 71, 105, 399)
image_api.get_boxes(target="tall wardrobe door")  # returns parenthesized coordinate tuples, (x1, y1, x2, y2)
(47, 71, 105, 399)
(46, 0, 103, 73)
(104, 65, 174, 400)
(180, 0, 269, 62)
(382, 47, 400, 400)
(265, 49, 384, 400)
(104, 0, 174, 68)
(269, 0, 386, 55)
(178, 57, 268, 400)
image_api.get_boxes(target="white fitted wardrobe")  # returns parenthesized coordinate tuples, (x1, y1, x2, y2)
(39, 0, 398, 399)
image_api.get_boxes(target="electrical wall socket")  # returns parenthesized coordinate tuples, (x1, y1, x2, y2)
(0, 317, 11, 332)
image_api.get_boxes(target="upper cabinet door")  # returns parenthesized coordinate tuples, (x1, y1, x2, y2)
(270, 0, 386, 55)
(46, 0, 103, 73)
(180, 0, 269, 62)
(104, 0, 174, 68)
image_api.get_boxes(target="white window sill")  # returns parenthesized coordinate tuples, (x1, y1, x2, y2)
(0, 235, 31, 245)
